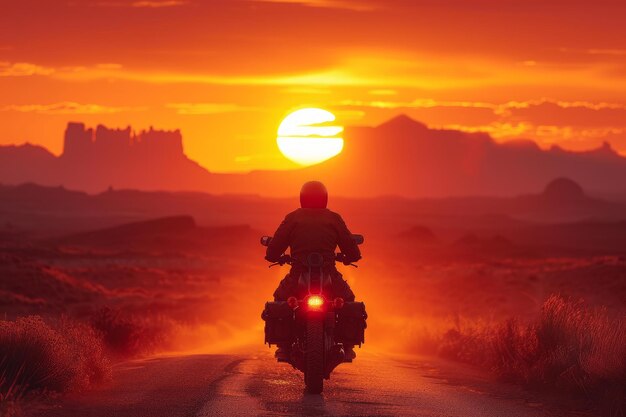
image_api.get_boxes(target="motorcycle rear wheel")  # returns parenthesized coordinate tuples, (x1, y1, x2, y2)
(304, 318, 324, 394)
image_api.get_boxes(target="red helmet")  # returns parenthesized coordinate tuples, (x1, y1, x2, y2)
(300, 181, 328, 209)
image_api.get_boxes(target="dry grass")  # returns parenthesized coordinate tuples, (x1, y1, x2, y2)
(91, 306, 167, 357)
(417, 295, 626, 416)
(0, 316, 111, 403)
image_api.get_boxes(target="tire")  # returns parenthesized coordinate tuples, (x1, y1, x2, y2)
(304, 318, 324, 394)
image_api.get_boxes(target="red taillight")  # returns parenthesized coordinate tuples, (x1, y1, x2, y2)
(307, 295, 324, 309)
(333, 297, 344, 309)
(287, 296, 298, 309)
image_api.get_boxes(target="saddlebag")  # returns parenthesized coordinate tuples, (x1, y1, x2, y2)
(261, 301, 294, 346)
(335, 302, 367, 346)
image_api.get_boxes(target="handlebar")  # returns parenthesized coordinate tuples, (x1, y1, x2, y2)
(260, 234, 364, 247)
(261, 234, 363, 268)
(268, 254, 293, 267)
(268, 253, 358, 268)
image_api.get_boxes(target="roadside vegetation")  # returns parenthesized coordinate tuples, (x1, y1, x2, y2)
(0, 308, 167, 414)
(90, 306, 167, 358)
(415, 295, 626, 416)
(0, 316, 110, 409)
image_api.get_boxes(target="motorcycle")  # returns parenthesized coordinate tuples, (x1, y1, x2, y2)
(260, 234, 367, 393)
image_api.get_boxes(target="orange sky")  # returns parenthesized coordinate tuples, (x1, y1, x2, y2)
(1, 0, 626, 172)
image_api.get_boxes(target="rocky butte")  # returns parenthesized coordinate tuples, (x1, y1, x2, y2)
(62, 122, 184, 162)
(55, 122, 207, 191)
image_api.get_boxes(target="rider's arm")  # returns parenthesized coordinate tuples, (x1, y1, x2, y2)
(335, 213, 361, 263)
(266, 213, 295, 262)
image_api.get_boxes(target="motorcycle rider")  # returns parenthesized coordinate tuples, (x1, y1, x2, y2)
(266, 181, 361, 361)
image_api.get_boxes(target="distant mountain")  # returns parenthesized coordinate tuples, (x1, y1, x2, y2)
(2, 117, 626, 197)
(1, 181, 623, 256)
(52, 215, 253, 253)
(1, 179, 624, 242)
(0, 143, 56, 184)
(55, 215, 198, 247)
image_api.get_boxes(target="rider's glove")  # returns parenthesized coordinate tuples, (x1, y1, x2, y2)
(336, 253, 349, 265)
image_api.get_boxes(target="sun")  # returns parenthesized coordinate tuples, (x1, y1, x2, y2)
(277, 108, 344, 166)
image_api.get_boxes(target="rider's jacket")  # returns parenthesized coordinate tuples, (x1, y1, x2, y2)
(266, 208, 361, 269)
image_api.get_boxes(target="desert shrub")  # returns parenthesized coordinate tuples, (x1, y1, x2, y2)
(497, 296, 626, 405)
(417, 295, 626, 415)
(491, 319, 538, 383)
(0, 316, 110, 402)
(431, 314, 497, 367)
(527, 296, 626, 414)
(438, 326, 493, 366)
(91, 307, 165, 357)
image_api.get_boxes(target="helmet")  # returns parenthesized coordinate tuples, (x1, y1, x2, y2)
(300, 181, 328, 209)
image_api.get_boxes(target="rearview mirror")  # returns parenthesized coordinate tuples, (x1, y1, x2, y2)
(260, 236, 273, 246)
(352, 234, 364, 245)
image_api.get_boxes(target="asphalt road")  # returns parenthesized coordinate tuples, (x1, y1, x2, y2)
(28, 348, 566, 417)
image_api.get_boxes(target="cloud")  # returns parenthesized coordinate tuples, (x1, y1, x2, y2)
(166, 103, 253, 115)
(338, 98, 497, 110)
(1, 102, 145, 115)
(250, 0, 376, 11)
(281, 87, 332, 95)
(1, 60, 383, 87)
(586, 49, 626, 56)
(559, 47, 626, 57)
(339, 98, 626, 128)
(0, 62, 54, 77)
(131, 0, 188, 7)
(93, 0, 188, 7)
(336, 98, 501, 128)
(95, 63, 123, 70)
(501, 99, 626, 111)
(3, 49, 618, 93)
(368, 89, 397, 96)
(501, 99, 626, 128)
(47, 64, 397, 87)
